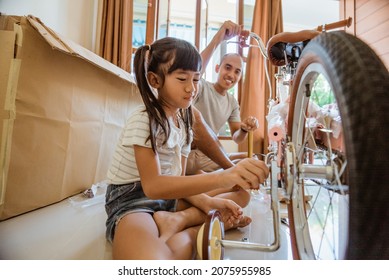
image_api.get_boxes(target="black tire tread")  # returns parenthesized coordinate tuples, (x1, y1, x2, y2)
(289, 31, 389, 259)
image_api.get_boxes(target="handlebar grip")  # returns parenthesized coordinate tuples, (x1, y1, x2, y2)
(316, 17, 352, 32)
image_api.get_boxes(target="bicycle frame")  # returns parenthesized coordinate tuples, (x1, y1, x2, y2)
(200, 17, 354, 259)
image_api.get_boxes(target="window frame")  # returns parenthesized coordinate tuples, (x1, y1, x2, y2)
(133, 0, 250, 139)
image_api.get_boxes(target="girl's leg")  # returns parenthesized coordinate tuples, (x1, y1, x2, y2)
(175, 190, 251, 232)
(113, 212, 195, 260)
(193, 167, 250, 208)
(165, 225, 200, 260)
(152, 203, 248, 255)
(207, 186, 251, 208)
(153, 207, 205, 241)
(209, 189, 252, 228)
(229, 152, 248, 161)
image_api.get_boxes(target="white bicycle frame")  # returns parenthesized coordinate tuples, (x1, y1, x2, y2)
(206, 17, 353, 256)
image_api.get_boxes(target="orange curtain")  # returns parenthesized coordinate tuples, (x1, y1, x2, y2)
(239, 0, 283, 154)
(99, 0, 133, 72)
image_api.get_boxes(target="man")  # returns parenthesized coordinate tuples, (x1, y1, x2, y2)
(187, 21, 259, 175)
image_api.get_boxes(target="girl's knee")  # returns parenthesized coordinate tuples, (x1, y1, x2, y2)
(232, 187, 251, 208)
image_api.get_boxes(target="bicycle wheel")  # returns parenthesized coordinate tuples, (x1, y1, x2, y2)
(286, 31, 389, 259)
(197, 210, 224, 260)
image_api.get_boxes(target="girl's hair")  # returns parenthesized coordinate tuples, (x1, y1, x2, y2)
(133, 37, 202, 152)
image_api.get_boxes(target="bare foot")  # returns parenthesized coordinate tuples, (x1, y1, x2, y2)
(226, 216, 252, 230)
(153, 211, 187, 242)
(218, 208, 252, 231)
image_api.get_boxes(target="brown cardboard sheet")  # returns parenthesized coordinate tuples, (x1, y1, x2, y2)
(0, 15, 142, 220)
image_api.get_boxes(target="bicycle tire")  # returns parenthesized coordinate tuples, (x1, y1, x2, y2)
(287, 31, 389, 259)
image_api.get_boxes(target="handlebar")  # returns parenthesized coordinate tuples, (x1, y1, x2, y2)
(315, 17, 352, 32)
(235, 17, 353, 59)
(228, 17, 353, 101)
(248, 32, 269, 59)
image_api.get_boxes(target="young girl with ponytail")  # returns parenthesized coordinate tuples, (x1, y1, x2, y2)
(105, 37, 268, 259)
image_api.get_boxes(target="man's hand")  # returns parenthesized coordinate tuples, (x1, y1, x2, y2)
(220, 20, 243, 40)
(241, 116, 259, 132)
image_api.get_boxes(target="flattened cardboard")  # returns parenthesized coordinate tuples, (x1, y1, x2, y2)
(0, 15, 142, 220)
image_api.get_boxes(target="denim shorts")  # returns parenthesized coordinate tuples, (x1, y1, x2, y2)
(105, 181, 177, 243)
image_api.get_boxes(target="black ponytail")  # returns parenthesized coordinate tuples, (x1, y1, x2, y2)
(133, 45, 169, 152)
(133, 38, 202, 152)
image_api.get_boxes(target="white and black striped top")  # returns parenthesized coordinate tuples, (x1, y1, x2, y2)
(107, 105, 192, 185)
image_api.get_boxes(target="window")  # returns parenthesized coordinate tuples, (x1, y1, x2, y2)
(158, 0, 197, 45)
(133, 0, 148, 48)
(130, 0, 254, 137)
(204, 0, 254, 137)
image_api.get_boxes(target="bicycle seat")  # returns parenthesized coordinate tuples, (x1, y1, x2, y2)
(267, 30, 320, 66)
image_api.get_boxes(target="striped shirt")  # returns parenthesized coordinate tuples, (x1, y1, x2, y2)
(107, 105, 192, 185)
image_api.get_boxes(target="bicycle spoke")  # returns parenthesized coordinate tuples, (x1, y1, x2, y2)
(288, 69, 348, 260)
(283, 30, 388, 260)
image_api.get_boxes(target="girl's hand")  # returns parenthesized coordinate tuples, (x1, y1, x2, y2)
(207, 197, 243, 220)
(217, 158, 269, 190)
(206, 197, 245, 228)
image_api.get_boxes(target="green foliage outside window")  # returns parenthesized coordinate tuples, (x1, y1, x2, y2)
(311, 74, 335, 107)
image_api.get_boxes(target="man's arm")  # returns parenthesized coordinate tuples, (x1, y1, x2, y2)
(200, 20, 243, 75)
(229, 121, 248, 144)
(192, 21, 247, 169)
(192, 107, 234, 169)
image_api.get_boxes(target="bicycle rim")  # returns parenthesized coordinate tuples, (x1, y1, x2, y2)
(286, 31, 389, 260)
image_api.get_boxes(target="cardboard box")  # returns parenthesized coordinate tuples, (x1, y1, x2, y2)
(0, 15, 142, 220)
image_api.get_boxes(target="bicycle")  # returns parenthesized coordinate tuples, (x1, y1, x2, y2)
(197, 17, 389, 260)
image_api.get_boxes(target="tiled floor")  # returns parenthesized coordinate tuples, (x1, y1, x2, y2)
(223, 193, 292, 260)
(0, 185, 292, 260)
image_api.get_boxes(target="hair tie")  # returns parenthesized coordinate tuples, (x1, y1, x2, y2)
(144, 45, 151, 74)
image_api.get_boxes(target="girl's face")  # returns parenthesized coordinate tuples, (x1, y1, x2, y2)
(158, 69, 201, 112)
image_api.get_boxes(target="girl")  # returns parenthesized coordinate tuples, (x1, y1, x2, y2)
(105, 37, 269, 260)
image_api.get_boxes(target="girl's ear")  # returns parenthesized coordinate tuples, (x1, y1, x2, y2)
(147, 72, 162, 88)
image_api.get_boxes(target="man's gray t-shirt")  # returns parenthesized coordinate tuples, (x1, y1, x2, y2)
(194, 78, 241, 135)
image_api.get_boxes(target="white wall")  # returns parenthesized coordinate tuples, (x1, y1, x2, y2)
(0, 0, 100, 52)
(283, 0, 340, 31)
(0, 0, 341, 58)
